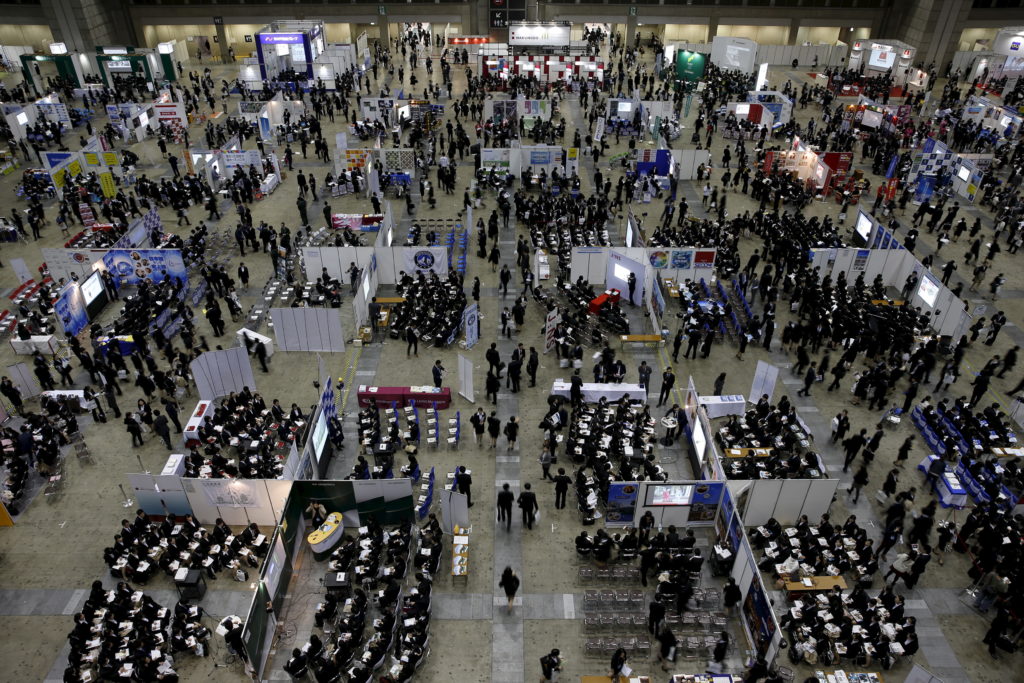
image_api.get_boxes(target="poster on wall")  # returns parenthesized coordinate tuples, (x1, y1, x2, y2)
(102, 249, 187, 285)
(648, 250, 670, 269)
(403, 248, 446, 275)
(694, 250, 716, 268)
(199, 479, 261, 507)
(687, 482, 724, 523)
(53, 282, 89, 336)
(670, 250, 693, 269)
(743, 586, 777, 656)
(606, 482, 640, 525)
(852, 249, 870, 271)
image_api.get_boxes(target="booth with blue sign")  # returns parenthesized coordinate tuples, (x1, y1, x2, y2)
(254, 20, 326, 82)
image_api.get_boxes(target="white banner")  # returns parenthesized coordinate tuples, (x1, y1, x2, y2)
(463, 304, 479, 349)
(402, 247, 448, 275)
(544, 309, 561, 354)
(509, 22, 570, 47)
(458, 353, 474, 403)
(749, 360, 780, 402)
(198, 478, 261, 507)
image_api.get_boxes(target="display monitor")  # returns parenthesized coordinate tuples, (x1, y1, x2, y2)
(855, 212, 873, 241)
(15, 112, 27, 125)
(646, 484, 694, 506)
(868, 49, 896, 70)
(81, 271, 105, 305)
(860, 109, 882, 128)
(311, 411, 329, 463)
(691, 419, 707, 465)
(735, 103, 750, 117)
(957, 165, 971, 181)
(917, 275, 940, 307)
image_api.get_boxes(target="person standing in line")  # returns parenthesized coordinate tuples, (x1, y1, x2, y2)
(553, 468, 571, 509)
(498, 566, 520, 614)
(496, 483, 514, 531)
(518, 482, 539, 530)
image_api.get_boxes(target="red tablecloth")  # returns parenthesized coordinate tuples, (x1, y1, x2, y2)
(588, 289, 621, 314)
(357, 386, 452, 409)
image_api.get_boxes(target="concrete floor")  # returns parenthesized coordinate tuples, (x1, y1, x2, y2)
(0, 38, 1017, 683)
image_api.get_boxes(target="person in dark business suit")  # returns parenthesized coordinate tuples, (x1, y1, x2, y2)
(432, 360, 445, 388)
(497, 482, 514, 530)
(553, 468, 572, 509)
(283, 647, 308, 678)
(455, 466, 473, 507)
(518, 482, 539, 530)
(657, 368, 675, 407)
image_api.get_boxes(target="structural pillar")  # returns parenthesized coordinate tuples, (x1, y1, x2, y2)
(42, 0, 136, 52)
(788, 18, 801, 46)
(625, 12, 638, 49)
(214, 16, 229, 64)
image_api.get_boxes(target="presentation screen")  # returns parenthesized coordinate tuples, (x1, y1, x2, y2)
(613, 263, 631, 282)
(860, 109, 882, 128)
(646, 484, 694, 506)
(957, 166, 971, 181)
(311, 411, 329, 463)
(81, 271, 105, 305)
(869, 49, 896, 70)
(917, 276, 940, 307)
(855, 212, 873, 240)
(691, 419, 707, 465)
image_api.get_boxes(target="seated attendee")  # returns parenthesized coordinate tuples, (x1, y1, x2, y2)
(284, 648, 308, 678)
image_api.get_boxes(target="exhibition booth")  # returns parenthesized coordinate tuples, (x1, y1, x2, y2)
(93, 47, 164, 89)
(762, 144, 832, 192)
(20, 51, 90, 91)
(670, 40, 845, 72)
(847, 39, 915, 79)
(747, 91, 793, 126)
(254, 20, 326, 82)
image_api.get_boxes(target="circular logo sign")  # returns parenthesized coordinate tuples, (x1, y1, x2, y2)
(414, 251, 435, 270)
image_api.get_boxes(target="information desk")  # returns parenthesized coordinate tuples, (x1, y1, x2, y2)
(588, 288, 621, 314)
(551, 381, 645, 403)
(41, 389, 87, 411)
(356, 385, 452, 409)
(10, 334, 58, 355)
(917, 454, 968, 508)
(783, 575, 847, 597)
(236, 328, 275, 358)
(452, 525, 469, 581)
(699, 394, 747, 418)
(183, 400, 213, 444)
(308, 512, 345, 561)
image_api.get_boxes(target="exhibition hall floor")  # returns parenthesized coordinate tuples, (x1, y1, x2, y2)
(0, 46, 1018, 683)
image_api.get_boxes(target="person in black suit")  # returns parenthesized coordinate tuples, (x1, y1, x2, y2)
(497, 483, 514, 530)
(284, 648, 308, 678)
(518, 483, 539, 530)
(456, 466, 473, 507)
(657, 368, 675, 407)
(553, 468, 572, 509)
(432, 360, 445, 388)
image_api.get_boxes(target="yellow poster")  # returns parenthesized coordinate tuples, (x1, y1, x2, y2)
(83, 152, 99, 167)
(52, 168, 66, 188)
(67, 159, 82, 178)
(99, 172, 117, 198)
(102, 151, 119, 166)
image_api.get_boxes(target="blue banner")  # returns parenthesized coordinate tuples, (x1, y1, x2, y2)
(53, 282, 89, 336)
(102, 249, 187, 286)
(913, 175, 937, 204)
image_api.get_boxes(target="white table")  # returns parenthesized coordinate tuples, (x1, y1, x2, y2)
(184, 400, 213, 443)
(161, 453, 186, 477)
(10, 335, 58, 355)
(699, 394, 747, 418)
(551, 381, 645, 403)
(260, 173, 279, 195)
(236, 328, 275, 358)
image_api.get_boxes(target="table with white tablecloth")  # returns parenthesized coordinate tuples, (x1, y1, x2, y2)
(184, 400, 213, 444)
(551, 381, 645, 403)
(699, 394, 747, 418)
(236, 328, 275, 358)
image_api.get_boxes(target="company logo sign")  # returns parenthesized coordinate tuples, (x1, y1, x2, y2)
(259, 33, 304, 45)
(414, 251, 435, 269)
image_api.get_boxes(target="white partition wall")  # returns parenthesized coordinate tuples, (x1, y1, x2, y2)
(270, 308, 345, 352)
(302, 246, 449, 285)
(728, 478, 840, 526)
(190, 347, 257, 400)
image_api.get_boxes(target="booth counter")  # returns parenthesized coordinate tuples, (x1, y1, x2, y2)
(356, 385, 452, 409)
(237, 328, 275, 358)
(698, 395, 747, 419)
(917, 454, 969, 508)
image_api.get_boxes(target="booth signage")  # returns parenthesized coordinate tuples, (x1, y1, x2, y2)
(259, 33, 304, 45)
(509, 22, 570, 47)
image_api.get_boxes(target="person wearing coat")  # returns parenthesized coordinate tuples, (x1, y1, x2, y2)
(498, 566, 520, 613)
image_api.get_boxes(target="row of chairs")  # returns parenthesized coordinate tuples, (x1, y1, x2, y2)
(582, 589, 646, 612)
(583, 635, 652, 659)
(577, 566, 641, 583)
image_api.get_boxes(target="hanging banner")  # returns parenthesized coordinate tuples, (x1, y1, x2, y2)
(544, 308, 561, 354)
(99, 172, 117, 198)
(606, 482, 640, 526)
(101, 249, 188, 285)
(458, 353, 474, 403)
(402, 247, 447, 275)
(463, 303, 479, 348)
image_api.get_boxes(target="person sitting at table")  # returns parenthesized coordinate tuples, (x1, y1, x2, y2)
(289, 403, 305, 421)
(306, 633, 325, 662)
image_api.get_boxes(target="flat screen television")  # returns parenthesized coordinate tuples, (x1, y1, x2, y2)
(645, 484, 694, 506)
